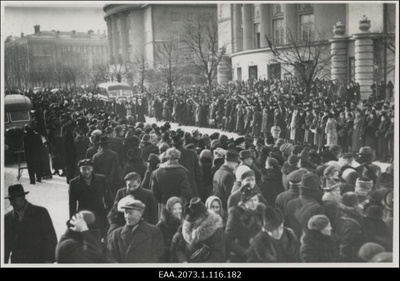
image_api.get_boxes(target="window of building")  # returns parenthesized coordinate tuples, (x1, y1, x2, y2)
(254, 23, 260, 48)
(249, 65, 258, 80)
(273, 18, 284, 45)
(268, 63, 281, 80)
(300, 14, 314, 42)
(237, 67, 242, 81)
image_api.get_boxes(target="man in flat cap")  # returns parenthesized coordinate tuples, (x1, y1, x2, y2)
(108, 199, 164, 263)
(113, 172, 158, 225)
(4, 184, 57, 263)
(69, 159, 114, 238)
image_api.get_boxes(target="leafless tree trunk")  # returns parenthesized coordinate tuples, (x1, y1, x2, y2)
(180, 16, 226, 93)
(133, 48, 148, 93)
(154, 36, 185, 94)
(268, 27, 332, 99)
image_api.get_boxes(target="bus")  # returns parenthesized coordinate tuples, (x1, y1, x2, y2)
(4, 94, 32, 130)
(4, 94, 33, 158)
(97, 82, 133, 102)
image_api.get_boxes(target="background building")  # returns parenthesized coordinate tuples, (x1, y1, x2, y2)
(103, 3, 217, 86)
(4, 25, 108, 89)
(218, 3, 396, 99)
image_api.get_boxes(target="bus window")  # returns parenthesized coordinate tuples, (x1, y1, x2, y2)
(109, 90, 119, 98)
(10, 111, 30, 122)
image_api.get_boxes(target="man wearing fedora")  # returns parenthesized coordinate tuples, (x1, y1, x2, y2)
(355, 146, 382, 189)
(69, 159, 114, 238)
(92, 135, 122, 197)
(213, 150, 240, 212)
(108, 199, 164, 263)
(4, 184, 57, 263)
(172, 134, 204, 199)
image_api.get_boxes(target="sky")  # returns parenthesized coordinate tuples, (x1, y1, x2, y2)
(2, 2, 108, 39)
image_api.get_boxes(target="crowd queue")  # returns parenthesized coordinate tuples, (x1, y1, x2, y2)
(4, 78, 394, 264)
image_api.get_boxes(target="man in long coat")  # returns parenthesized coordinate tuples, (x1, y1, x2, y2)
(4, 184, 57, 263)
(92, 136, 122, 197)
(108, 199, 164, 263)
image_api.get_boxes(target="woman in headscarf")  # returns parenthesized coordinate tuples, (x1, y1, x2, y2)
(205, 196, 227, 229)
(156, 197, 183, 263)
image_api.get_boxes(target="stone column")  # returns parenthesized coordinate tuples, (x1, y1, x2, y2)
(232, 4, 242, 52)
(120, 13, 128, 62)
(111, 15, 119, 61)
(283, 4, 297, 42)
(106, 17, 113, 62)
(329, 21, 348, 83)
(259, 4, 269, 48)
(353, 16, 374, 99)
(242, 4, 252, 50)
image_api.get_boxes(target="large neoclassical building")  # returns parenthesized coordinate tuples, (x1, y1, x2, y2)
(103, 3, 216, 85)
(217, 2, 396, 98)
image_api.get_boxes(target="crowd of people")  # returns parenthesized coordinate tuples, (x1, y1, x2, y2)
(4, 77, 394, 264)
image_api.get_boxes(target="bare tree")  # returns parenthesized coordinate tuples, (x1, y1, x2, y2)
(88, 62, 110, 88)
(154, 36, 185, 94)
(180, 16, 226, 93)
(267, 28, 332, 98)
(133, 48, 149, 93)
(109, 56, 131, 83)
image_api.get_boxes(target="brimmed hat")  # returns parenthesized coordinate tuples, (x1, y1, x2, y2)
(341, 192, 359, 207)
(99, 136, 110, 145)
(307, 215, 330, 231)
(78, 159, 94, 167)
(301, 172, 320, 190)
(120, 198, 146, 212)
(263, 207, 283, 231)
(288, 154, 300, 165)
(5, 184, 29, 199)
(117, 195, 136, 212)
(342, 168, 359, 184)
(324, 165, 340, 179)
(184, 197, 208, 223)
(358, 146, 372, 156)
(234, 136, 245, 146)
(239, 149, 252, 160)
(147, 153, 160, 166)
(240, 184, 259, 203)
(287, 169, 307, 184)
(225, 150, 240, 163)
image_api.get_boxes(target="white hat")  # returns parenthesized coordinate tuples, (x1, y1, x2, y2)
(117, 195, 136, 212)
(235, 165, 251, 181)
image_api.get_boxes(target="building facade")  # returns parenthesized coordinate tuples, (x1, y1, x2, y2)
(218, 3, 396, 99)
(4, 25, 108, 89)
(103, 3, 217, 86)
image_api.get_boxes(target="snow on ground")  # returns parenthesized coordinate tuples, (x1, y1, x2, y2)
(3, 115, 392, 240)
